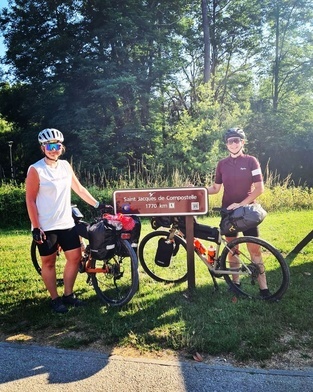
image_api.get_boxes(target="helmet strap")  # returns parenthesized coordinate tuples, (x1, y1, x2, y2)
(44, 154, 59, 162)
(228, 146, 243, 157)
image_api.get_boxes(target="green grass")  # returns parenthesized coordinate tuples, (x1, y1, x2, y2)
(0, 209, 313, 366)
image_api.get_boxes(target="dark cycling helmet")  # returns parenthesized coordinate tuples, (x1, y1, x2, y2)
(224, 128, 246, 142)
(38, 128, 64, 144)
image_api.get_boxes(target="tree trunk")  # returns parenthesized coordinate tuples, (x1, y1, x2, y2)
(273, 2, 280, 111)
(201, 0, 211, 83)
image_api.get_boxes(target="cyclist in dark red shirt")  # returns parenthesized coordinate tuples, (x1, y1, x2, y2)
(208, 128, 270, 297)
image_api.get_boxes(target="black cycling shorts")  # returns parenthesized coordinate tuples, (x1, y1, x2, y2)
(226, 226, 259, 238)
(37, 226, 81, 256)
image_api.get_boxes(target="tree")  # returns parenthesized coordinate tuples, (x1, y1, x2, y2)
(259, 0, 313, 111)
(0, 0, 312, 186)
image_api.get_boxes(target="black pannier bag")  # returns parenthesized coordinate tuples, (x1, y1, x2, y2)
(220, 204, 267, 236)
(75, 221, 89, 239)
(155, 237, 175, 267)
(88, 218, 120, 260)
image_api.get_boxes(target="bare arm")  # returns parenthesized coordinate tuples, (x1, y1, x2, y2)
(25, 167, 41, 229)
(207, 183, 222, 195)
(71, 169, 99, 207)
(227, 181, 264, 210)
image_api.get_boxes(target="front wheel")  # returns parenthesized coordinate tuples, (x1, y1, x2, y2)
(138, 230, 188, 283)
(91, 238, 139, 307)
(220, 236, 290, 301)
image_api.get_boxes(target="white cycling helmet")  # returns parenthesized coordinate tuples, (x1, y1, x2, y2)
(38, 128, 64, 144)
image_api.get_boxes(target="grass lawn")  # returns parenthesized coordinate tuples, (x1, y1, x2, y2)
(0, 209, 312, 368)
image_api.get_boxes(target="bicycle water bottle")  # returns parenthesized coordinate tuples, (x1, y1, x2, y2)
(207, 245, 216, 264)
(194, 239, 207, 255)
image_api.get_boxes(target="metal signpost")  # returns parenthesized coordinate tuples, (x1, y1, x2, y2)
(8, 141, 14, 179)
(113, 187, 208, 291)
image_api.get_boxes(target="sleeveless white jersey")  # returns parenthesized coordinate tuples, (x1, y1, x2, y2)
(29, 158, 74, 231)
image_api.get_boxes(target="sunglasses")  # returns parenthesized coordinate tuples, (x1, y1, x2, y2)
(226, 137, 241, 145)
(44, 143, 63, 151)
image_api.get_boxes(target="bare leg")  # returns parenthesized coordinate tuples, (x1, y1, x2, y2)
(226, 236, 240, 284)
(246, 242, 268, 290)
(41, 252, 58, 299)
(63, 247, 82, 296)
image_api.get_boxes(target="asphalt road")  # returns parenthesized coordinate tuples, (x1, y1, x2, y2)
(0, 342, 313, 392)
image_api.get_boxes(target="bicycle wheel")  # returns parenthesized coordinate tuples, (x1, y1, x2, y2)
(219, 236, 290, 301)
(90, 238, 139, 307)
(138, 230, 188, 283)
(30, 240, 65, 286)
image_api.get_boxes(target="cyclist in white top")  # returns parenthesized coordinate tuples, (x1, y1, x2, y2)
(26, 128, 103, 313)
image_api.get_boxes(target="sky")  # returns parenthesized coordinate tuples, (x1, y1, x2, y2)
(0, 0, 8, 58)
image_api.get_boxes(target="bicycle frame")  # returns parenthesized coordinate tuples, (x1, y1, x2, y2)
(138, 218, 289, 300)
(31, 206, 139, 307)
(82, 232, 132, 275)
(168, 225, 254, 279)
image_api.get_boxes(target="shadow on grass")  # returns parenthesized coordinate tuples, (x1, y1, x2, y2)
(285, 229, 313, 265)
(1, 261, 313, 387)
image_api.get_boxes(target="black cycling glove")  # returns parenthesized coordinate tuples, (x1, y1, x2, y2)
(95, 202, 114, 214)
(32, 228, 43, 242)
(100, 204, 114, 214)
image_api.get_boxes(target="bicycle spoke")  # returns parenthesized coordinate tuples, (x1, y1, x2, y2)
(220, 236, 289, 301)
(138, 230, 188, 283)
(91, 239, 138, 307)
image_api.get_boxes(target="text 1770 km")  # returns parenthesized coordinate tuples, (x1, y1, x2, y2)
(146, 203, 171, 209)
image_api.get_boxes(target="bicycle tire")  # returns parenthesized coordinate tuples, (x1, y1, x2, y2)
(91, 238, 139, 307)
(30, 240, 65, 286)
(138, 230, 188, 283)
(31, 240, 42, 275)
(219, 236, 290, 301)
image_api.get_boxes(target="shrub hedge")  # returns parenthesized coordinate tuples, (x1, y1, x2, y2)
(1, 182, 312, 229)
(0, 183, 112, 229)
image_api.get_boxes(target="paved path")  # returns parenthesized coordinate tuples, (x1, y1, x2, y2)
(0, 342, 313, 392)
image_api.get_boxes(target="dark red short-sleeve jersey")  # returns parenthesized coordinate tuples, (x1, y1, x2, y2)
(215, 154, 263, 208)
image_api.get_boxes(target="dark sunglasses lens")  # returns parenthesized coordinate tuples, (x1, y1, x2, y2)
(227, 137, 240, 145)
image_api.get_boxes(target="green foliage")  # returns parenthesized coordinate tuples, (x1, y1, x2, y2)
(1, 173, 312, 229)
(0, 0, 312, 185)
(0, 182, 28, 228)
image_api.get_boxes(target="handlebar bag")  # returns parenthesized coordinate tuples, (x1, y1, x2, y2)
(150, 216, 172, 230)
(220, 204, 267, 236)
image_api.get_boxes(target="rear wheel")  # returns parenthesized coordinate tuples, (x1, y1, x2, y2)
(220, 236, 290, 301)
(138, 230, 188, 283)
(30, 240, 65, 286)
(91, 238, 139, 307)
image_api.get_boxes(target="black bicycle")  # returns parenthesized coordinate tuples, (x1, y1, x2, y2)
(139, 217, 290, 301)
(31, 206, 139, 307)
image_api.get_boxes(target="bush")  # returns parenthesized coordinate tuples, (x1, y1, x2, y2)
(0, 183, 29, 228)
(0, 176, 312, 229)
(0, 183, 113, 229)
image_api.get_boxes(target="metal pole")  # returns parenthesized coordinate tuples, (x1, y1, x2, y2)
(8, 141, 13, 179)
(186, 215, 196, 293)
